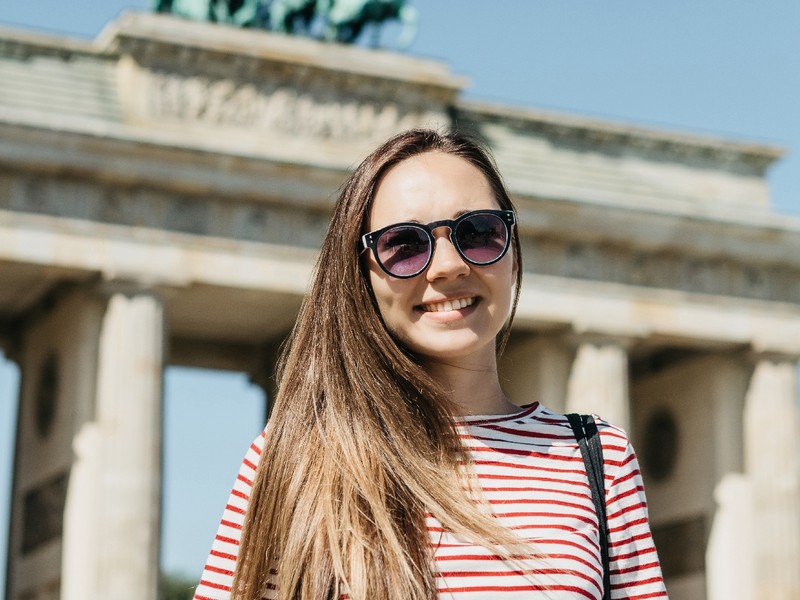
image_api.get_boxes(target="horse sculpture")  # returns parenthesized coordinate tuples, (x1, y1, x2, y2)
(154, 0, 417, 47)
(154, 0, 264, 26)
(268, 0, 320, 34)
(323, 0, 417, 48)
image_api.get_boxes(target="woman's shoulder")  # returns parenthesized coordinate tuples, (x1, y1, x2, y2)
(538, 405, 632, 440)
(514, 403, 635, 454)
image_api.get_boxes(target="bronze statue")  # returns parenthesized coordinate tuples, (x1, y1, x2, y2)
(154, 0, 265, 26)
(268, 0, 321, 34)
(323, 0, 417, 48)
(153, 0, 417, 47)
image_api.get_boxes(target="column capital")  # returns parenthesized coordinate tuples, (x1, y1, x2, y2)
(93, 279, 174, 303)
(565, 327, 643, 350)
(565, 337, 631, 431)
(747, 346, 800, 365)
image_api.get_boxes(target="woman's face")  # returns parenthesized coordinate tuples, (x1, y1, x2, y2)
(365, 151, 516, 367)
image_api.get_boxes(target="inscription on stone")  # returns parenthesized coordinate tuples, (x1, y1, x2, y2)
(22, 472, 68, 554)
(145, 70, 437, 142)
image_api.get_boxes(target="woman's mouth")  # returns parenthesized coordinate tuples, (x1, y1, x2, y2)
(419, 297, 476, 313)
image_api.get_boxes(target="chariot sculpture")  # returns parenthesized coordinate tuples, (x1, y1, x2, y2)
(153, 0, 418, 48)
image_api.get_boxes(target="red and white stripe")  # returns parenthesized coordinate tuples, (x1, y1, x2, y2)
(194, 403, 667, 599)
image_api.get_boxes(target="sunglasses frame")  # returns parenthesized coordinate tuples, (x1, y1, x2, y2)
(361, 209, 516, 279)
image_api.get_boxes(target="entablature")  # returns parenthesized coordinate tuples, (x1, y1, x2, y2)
(457, 102, 783, 213)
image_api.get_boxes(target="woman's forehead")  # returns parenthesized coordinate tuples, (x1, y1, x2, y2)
(368, 152, 498, 228)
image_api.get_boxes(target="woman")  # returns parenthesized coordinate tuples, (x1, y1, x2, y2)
(194, 129, 667, 600)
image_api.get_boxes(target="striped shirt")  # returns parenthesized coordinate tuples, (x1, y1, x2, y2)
(195, 403, 667, 599)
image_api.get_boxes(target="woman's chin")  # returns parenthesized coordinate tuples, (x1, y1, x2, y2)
(407, 335, 495, 365)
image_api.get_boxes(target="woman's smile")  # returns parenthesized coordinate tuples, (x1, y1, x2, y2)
(419, 296, 476, 313)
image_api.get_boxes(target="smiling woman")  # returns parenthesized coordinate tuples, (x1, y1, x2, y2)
(194, 129, 667, 600)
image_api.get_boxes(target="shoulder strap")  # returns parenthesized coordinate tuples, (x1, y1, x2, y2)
(567, 413, 611, 600)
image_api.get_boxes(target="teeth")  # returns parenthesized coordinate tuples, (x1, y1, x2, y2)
(422, 297, 475, 312)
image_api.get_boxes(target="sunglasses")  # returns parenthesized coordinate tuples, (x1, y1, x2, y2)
(362, 209, 515, 279)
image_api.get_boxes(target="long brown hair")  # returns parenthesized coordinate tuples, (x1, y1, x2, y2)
(233, 129, 525, 600)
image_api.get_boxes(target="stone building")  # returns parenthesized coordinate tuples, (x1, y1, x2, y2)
(1, 11, 799, 600)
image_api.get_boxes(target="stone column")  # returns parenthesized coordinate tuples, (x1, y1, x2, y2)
(743, 352, 800, 600)
(707, 472, 756, 600)
(61, 288, 166, 600)
(5, 288, 106, 600)
(500, 333, 574, 412)
(565, 335, 631, 432)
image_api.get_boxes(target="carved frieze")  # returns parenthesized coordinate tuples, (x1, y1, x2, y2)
(141, 67, 442, 142)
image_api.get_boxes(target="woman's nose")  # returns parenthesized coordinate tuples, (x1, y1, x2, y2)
(425, 233, 470, 281)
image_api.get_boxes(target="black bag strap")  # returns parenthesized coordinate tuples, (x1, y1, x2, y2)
(567, 413, 611, 599)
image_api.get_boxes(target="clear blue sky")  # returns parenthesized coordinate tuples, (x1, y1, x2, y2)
(1, 0, 799, 590)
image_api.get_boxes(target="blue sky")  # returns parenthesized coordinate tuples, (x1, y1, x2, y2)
(1, 0, 799, 590)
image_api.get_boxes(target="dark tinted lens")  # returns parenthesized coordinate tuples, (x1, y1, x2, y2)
(455, 213, 508, 264)
(376, 225, 431, 276)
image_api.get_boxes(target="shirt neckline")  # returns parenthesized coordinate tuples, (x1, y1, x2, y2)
(455, 402, 540, 426)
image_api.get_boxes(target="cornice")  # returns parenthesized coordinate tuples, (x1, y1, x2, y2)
(0, 119, 348, 208)
(514, 194, 800, 270)
(95, 11, 468, 98)
(0, 25, 97, 60)
(518, 232, 800, 307)
(456, 100, 784, 173)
